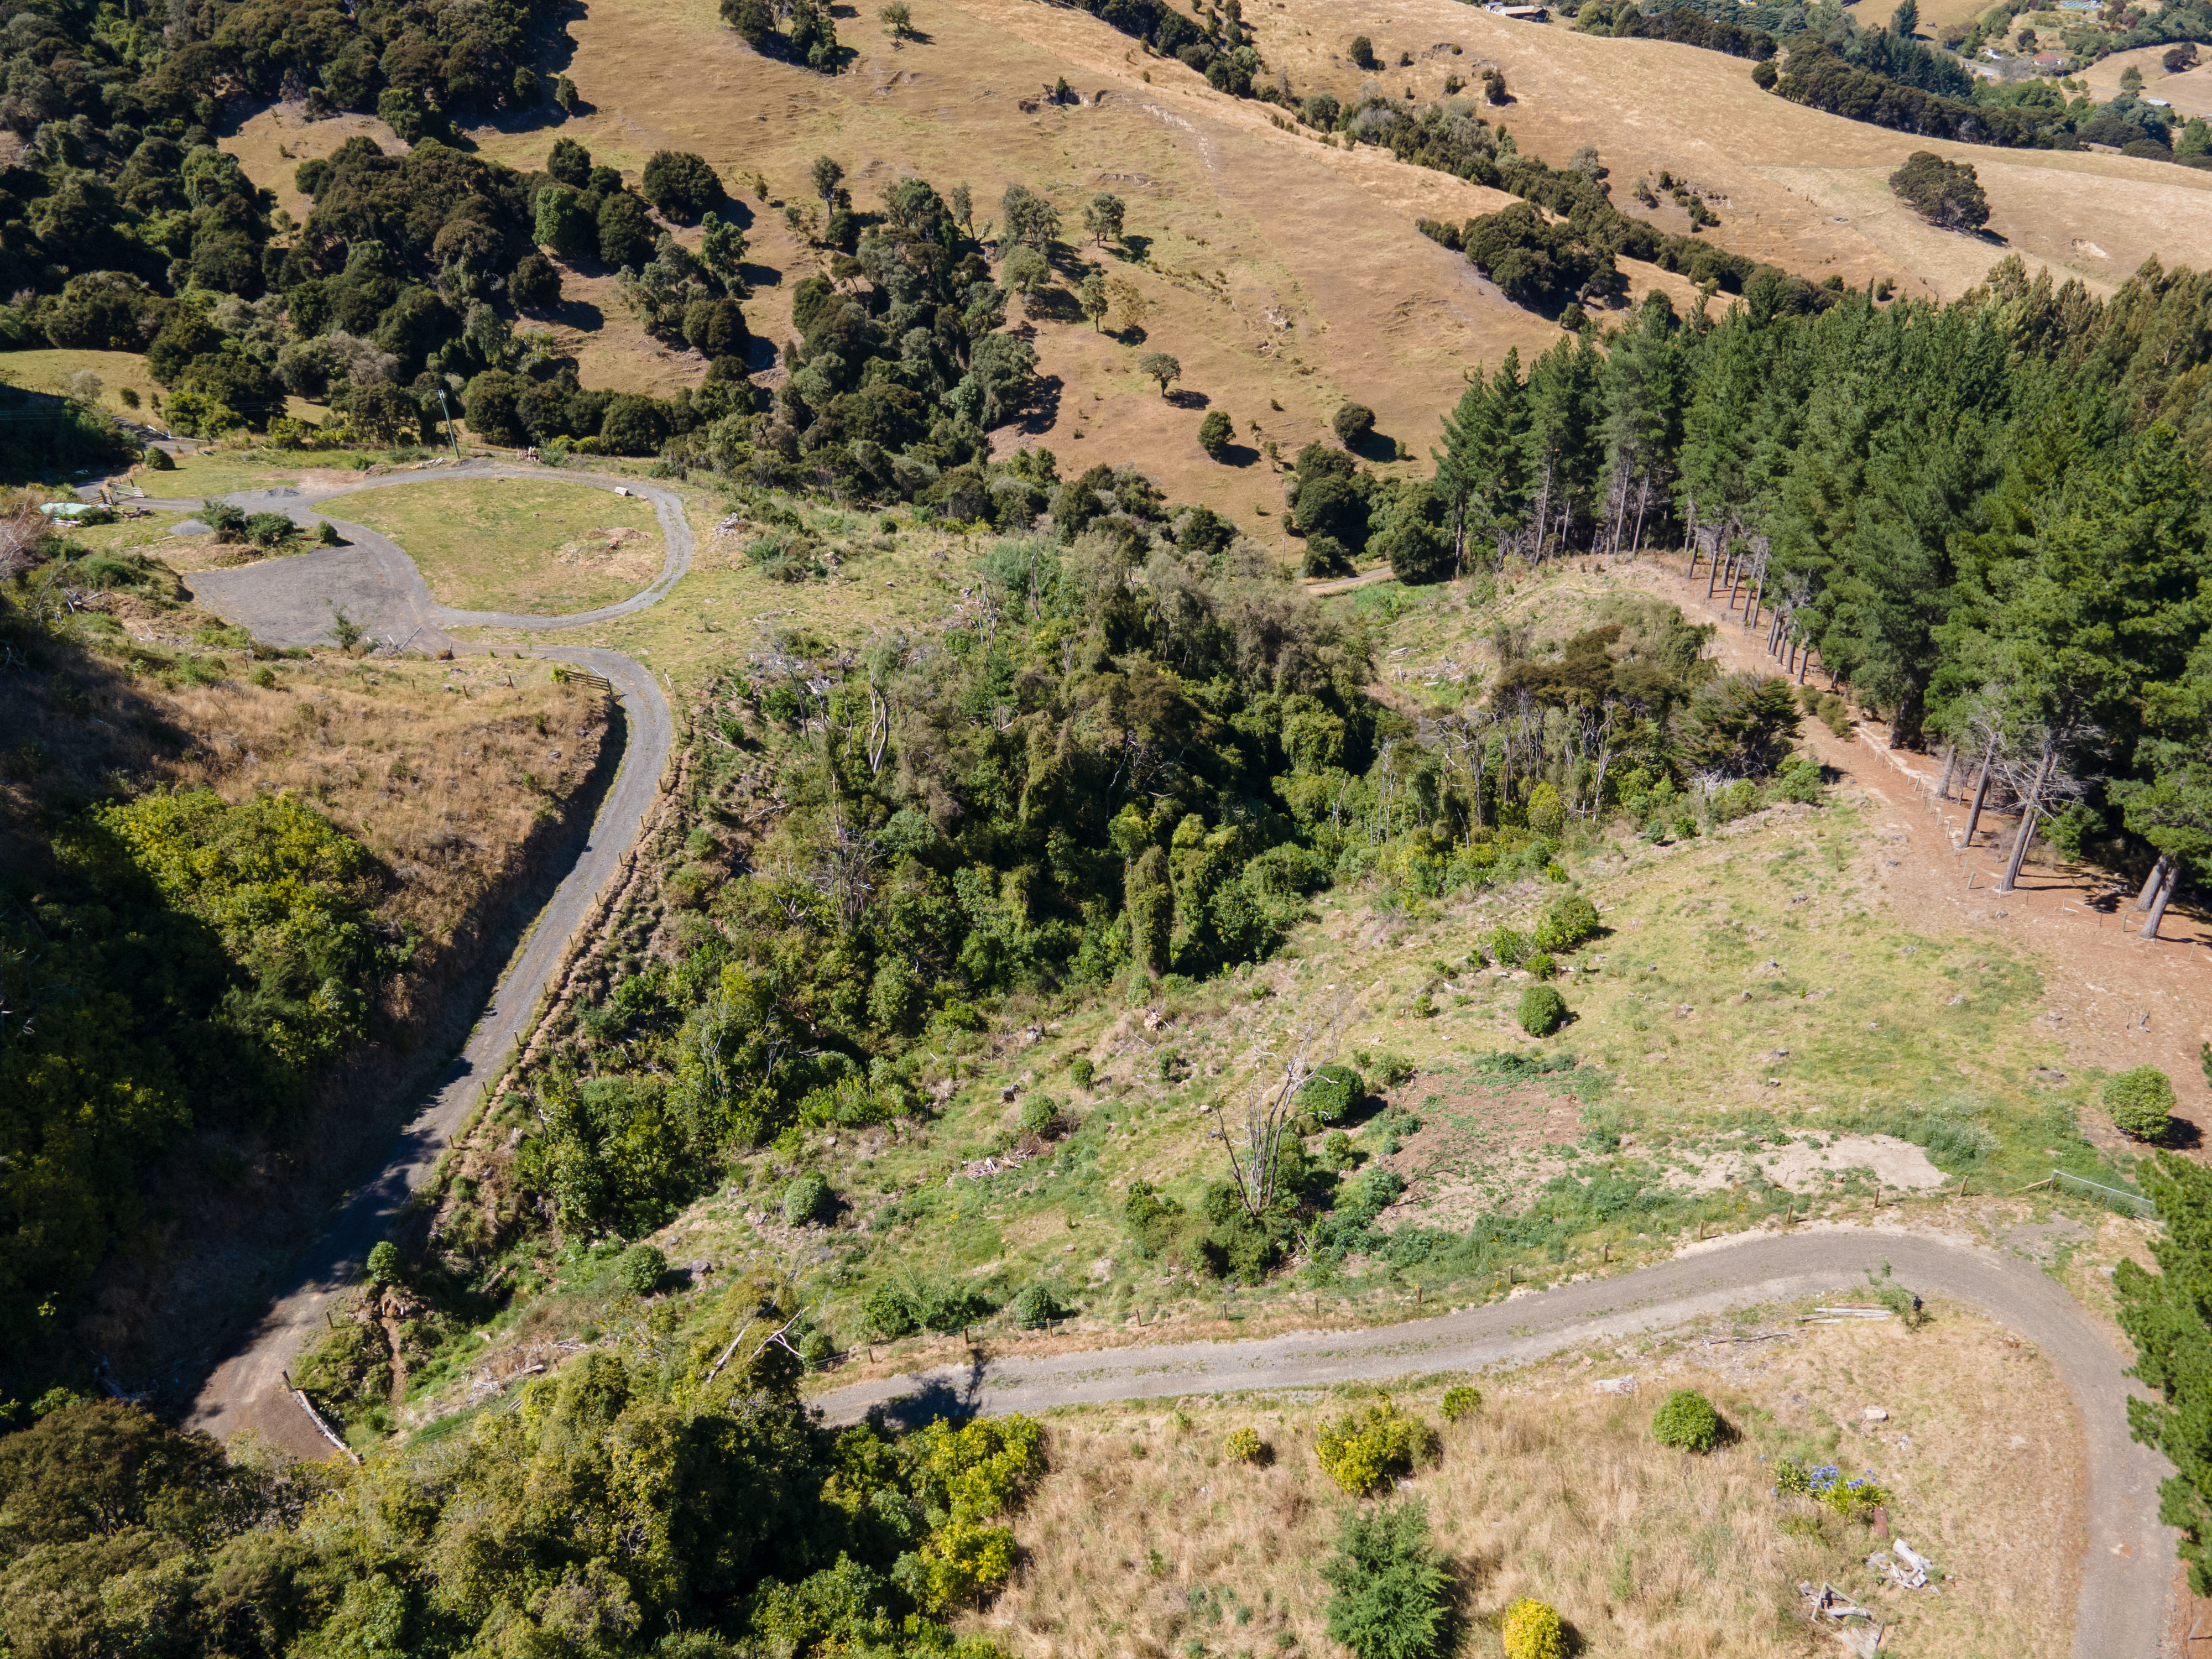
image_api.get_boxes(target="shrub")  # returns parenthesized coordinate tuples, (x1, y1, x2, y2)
(144, 445, 176, 471)
(783, 1170, 833, 1225)
(1070, 1056, 1095, 1089)
(364, 1240, 401, 1286)
(1526, 780, 1566, 837)
(1652, 1387, 1723, 1452)
(1300, 1062, 1364, 1123)
(1348, 33, 1378, 68)
(1322, 1499, 1448, 1659)
(863, 1285, 920, 1338)
(1333, 401, 1376, 446)
(1225, 1425, 1270, 1464)
(245, 512, 298, 548)
(1302, 533, 1354, 577)
(1009, 1284, 1064, 1328)
(1017, 1093, 1061, 1137)
(2106, 1065, 2176, 1141)
(1489, 926, 1530, 968)
(1533, 893, 1600, 954)
(1522, 952, 1557, 981)
(614, 1241, 667, 1294)
(1198, 409, 1233, 457)
(1517, 984, 1567, 1037)
(1441, 1385, 1481, 1422)
(1501, 1598, 1567, 1659)
(1767, 754, 1823, 805)
(1316, 1397, 1438, 1495)
(201, 498, 247, 540)
(316, 520, 345, 546)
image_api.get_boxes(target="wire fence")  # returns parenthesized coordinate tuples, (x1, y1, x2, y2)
(2051, 1168, 2157, 1220)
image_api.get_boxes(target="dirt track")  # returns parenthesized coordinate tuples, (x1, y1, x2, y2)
(170, 467, 684, 1458)
(815, 1224, 2172, 1659)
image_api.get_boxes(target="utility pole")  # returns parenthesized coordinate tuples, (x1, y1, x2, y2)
(435, 388, 463, 462)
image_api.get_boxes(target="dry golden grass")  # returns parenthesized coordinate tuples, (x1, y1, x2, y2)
(964, 1309, 2078, 1659)
(0, 346, 166, 413)
(209, 0, 2212, 509)
(340, 474, 665, 613)
(2079, 43, 2212, 116)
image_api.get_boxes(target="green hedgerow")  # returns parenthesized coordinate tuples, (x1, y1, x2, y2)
(1517, 984, 1568, 1037)
(1441, 1386, 1481, 1423)
(2105, 1065, 2177, 1142)
(1652, 1387, 1723, 1453)
(1316, 1397, 1439, 1495)
(783, 1171, 833, 1225)
(1225, 1426, 1271, 1464)
(614, 1242, 667, 1295)
(1501, 1597, 1566, 1659)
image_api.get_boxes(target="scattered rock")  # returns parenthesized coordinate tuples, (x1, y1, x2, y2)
(1863, 1407, 1889, 1422)
(2031, 1067, 2068, 1085)
(1593, 1375, 1636, 1395)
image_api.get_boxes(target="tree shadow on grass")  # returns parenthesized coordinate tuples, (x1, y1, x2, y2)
(1346, 428, 1398, 463)
(1006, 374, 1064, 438)
(1166, 387, 1211, 410)
(1116, 234, 1154, 262)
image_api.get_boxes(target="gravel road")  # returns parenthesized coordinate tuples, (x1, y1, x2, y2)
(813, 1225, 2174, 1659)
(174, 468, 683, 1458)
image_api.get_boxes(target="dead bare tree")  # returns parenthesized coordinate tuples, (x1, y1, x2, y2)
(810, 814, 884, 933)
(1219, 1005, 1346, 1225)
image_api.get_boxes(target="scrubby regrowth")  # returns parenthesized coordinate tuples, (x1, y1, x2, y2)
(1652, 1387, 1724, 1453)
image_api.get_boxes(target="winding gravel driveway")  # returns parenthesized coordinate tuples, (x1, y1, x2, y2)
(172, 465, 684, 1458)
(816, 1226, 2174, 1658)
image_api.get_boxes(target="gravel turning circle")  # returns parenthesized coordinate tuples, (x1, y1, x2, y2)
(173, 465, 680, 1459)
(148, 461, 694, 650)
(813, 1225, 2174, 1659)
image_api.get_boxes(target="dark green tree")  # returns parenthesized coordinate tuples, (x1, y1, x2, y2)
(1321, 1500, 1449, 1659)
(2119, 1154, 2212, 1592)
(1888, 151, 1988, 231)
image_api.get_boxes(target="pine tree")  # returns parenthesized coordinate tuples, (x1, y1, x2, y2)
(2118, 1154, 2212, 1593)
(1433, 348, 1532, 575)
